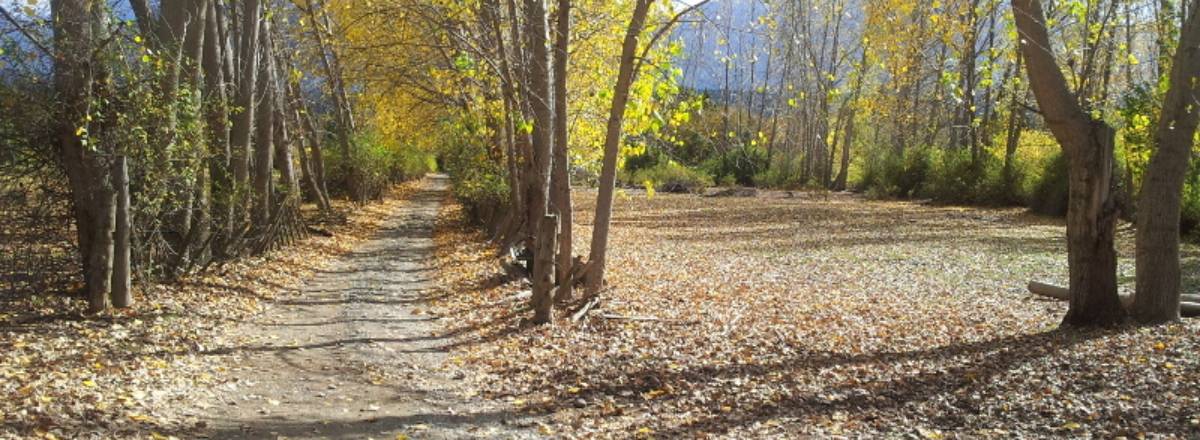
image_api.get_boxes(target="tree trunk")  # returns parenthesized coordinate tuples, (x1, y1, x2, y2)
(304, 0, 359, 199)
(1133, 1, 1200, 324)
(230, 0, 261, 231)
(586, 0, 652, 295)
(111, 154, 132, 308)
(52, 0, 118, 312)
(253, 24, 276, 227)
(533, 214, 558, 323)
(1013, 0, 1125, 326)
(523, 0, 556, 324)
(1002, 52, 1025, 193)
(550, 0, 573, 303)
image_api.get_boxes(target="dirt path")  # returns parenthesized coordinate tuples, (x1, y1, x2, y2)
(181, 175, 538, 439)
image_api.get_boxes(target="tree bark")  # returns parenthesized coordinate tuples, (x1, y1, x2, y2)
(1133, 1, 1200, 324)
(533, 214, 558, 323)
(253, 22, 276, 227)
(203, 0, 234, 255)
(1013, 0, 1125, 326)
(585, 0, 652, 295)
(111, 154, 132, 308)
(550, 0, 573, 303)
(523, 0, 556, 323)
(53, 0, 121, 312)
(230, 0, 261, 230)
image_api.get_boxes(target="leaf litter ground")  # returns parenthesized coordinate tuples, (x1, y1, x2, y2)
(429, 188, 1200, 439)
(1, 181, 426, 439)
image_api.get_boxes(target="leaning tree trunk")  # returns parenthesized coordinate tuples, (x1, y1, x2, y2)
(1133, 1, 1200, 324)
(1013, 0, 1125, 326)
(586, 0, 652, 295)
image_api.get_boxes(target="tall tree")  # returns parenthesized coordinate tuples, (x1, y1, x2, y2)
(585, 0, 653, 296)
(1133, 0, 1200, 324)
(550, 0, 573, 303)
(1012, 0, 1125, 326)
(523, 0, 557, 324)
(52, 0, 120, 312)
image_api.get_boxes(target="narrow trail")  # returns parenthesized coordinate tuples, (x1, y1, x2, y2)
(184, 175, 537, 439)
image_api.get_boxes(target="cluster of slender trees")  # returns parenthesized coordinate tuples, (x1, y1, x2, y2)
(6, 0, 366, 312)
(452, 0, 706, 323)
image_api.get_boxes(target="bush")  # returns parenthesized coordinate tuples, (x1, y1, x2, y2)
(324, 129, 436, 200)
(629, 161, 713, 193)
(439, 133, 509, 226)
(754, 154, 806, 189)
(921, 148, 984, 203)
(859, 146, 930, 198)
(704, 146, 767, 187)
(1027, 152, 1069, 216)
(623, 149, 662, 175)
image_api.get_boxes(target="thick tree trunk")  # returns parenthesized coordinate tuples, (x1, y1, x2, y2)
(523, 0, 556, 324)
(550, 0, 573, 303)
(1133, 2, 1200, 324)
(53, 0, 121, 312)
(586, 0, 652, 295)
(1013, 0, 1125, 326)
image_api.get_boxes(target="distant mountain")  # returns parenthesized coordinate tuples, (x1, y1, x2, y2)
(671, 0, 771, 92)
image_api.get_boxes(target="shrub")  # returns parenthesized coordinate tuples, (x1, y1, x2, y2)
(859, 146, 930, 198)
(704, 146, 767, 187)
(629, 161, 713, 193)
(439, 132, 509, 226)
(623, 149, 662, 175)
(921, 148, 985, 203)
(323, 129, 436, 200)
(754, 154, 806, 189)
(1027, 152, 1069, 216)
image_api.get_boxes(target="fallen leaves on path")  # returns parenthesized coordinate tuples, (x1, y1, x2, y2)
(0, 180, 423, 439)
(430, 189, 1200, 439)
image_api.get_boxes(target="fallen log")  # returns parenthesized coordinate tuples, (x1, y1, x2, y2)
(571, 296, 601, 322)
(487, 290, 531, 307)
(599, 314, 698, 324)
(1027, 281, 1200, 317)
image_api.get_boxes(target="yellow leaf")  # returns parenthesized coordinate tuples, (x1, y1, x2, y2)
(127, 412, 152, 423)
(1061, 422, 1082, 430)
(150, 433, 168, 440)
(1153, 341, 1166, 351)
(82, 379, 97, 388)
